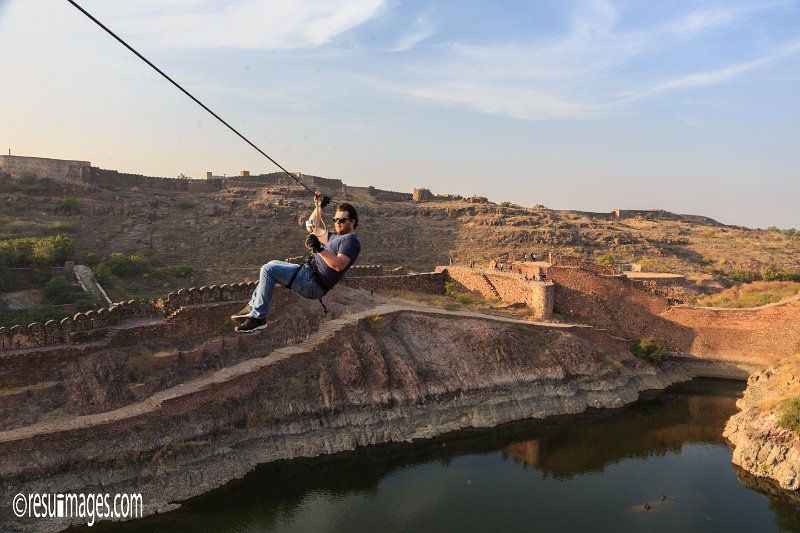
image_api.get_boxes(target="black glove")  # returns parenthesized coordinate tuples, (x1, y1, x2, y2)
(315, 192, 331, 209)
(305, 233, 323, 254)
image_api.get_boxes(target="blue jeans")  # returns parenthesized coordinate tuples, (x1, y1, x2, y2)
(249, 260, 326, 319)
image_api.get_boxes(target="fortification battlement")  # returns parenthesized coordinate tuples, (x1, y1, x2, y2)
(0, 154, 416, 201)
(0, 283, 257, 351)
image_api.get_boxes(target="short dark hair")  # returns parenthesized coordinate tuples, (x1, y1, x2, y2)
(336, 203, 358, 228)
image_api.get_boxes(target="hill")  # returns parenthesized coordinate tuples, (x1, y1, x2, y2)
(2, 156, 799, 305)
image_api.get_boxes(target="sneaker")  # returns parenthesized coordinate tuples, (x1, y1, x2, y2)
(235, 316, 267, 334)
(231, 304, 253, 321)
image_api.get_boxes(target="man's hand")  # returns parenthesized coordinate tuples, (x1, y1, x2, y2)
(305, 233, 323, 254)
(314, 191, 331, 209)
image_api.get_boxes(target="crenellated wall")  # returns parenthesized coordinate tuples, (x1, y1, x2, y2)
(0, 283, 256, 351)
(86, 168, 222, 192)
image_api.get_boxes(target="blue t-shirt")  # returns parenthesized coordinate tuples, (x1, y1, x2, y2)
(314, 232, 361, 289)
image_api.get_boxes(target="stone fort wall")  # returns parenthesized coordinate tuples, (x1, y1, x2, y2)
(440, 266, 554, 320)
(0, 155, 90, 182)
(546, 265, 800, 365)
(0, 283, 256, 352)
(0, 155, 415, 201)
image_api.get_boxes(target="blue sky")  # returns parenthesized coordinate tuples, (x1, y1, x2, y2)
(1, 0, 798, 229)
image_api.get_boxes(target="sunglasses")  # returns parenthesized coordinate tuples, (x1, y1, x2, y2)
(333, 217, 350, 223)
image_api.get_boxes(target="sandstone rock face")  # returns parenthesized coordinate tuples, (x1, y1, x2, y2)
(0, 310, 697, 531)
(724, 367, 800, 490)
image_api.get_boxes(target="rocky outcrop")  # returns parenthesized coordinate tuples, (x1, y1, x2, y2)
(724, 367, 800, 490)
(1, 304, 700, 532)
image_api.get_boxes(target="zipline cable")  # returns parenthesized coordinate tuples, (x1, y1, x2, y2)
(66, 0, 316, 195)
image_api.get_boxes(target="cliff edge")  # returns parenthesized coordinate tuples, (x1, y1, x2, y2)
(724, 365, 800, 490)
(1, 296, 694, 532)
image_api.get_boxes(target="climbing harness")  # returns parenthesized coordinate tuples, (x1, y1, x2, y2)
(285, 257, 330, 315)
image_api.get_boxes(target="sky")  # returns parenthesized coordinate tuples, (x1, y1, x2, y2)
(1, 0, 799, 229)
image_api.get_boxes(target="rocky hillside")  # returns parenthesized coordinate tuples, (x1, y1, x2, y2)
(2, 169, 799, 301)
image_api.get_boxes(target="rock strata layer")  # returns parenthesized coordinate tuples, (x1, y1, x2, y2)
(2, 310, 701, 532)
(724, 366, 800, 491)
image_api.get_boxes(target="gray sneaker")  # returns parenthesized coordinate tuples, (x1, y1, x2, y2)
(231, 304, 253, 321)
(235, 316, 267, 334)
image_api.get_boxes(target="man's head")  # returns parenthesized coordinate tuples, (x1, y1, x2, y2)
(333, 203, 358, 234)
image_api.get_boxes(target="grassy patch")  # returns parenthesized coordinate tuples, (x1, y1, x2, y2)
(778, 396, 800, 434)
(632, 336, 665, 365)
(691, 281, 800, 308)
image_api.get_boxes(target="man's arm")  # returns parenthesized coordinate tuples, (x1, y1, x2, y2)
(317, 249, 351, 272)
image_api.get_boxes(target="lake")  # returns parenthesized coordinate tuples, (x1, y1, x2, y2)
(77, 378, 800, 533)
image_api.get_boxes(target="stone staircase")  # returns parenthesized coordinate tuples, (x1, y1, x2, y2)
(480, 274, 501, 299)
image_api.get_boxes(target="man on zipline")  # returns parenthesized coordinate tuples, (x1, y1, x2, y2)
(233, 192, 361, 333)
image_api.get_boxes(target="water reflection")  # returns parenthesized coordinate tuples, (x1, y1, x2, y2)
(74, 379, 800, 533)
(501, 379, 742, 479)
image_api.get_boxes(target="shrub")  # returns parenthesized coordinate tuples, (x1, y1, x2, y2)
(177, 199, 195, 210)
(167, 264, 195, 278)
(0, 237, 37, 267)
(44, 276, 80, 304)
(632, 337, 665, 365)
(107, 252, 148, 278)
(444, 281, 458, 297)
(728, 270, 759, 283)
(0, 235, 74, 267)
(597, 253, 614, 266)
(762, 267, 778, 282)
(84, 252, 100, 267)
(31, 235, 74, 265)
(778, 396, 800, 434)
(59, 195, 79, 213)
(500, 201, 513, 208)
(91, 264, 111, 284)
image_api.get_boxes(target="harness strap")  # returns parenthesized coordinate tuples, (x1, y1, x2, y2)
(286, 263, 303, 289)
(306, 256, 330, 315)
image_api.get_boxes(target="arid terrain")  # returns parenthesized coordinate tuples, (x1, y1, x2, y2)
(2, 166, 799, 303)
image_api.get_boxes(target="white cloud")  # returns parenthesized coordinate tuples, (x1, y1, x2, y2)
(405, 83, 607, 120)
(668, 1, 794, 36)
(390, 13, 435, 52)
(111, 0, 388, 49)
(384, 2, 800, 121)
(631, 38, 800, 98)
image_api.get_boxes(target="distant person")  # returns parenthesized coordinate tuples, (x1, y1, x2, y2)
(531, 253, 537, 262)
(232, 194, 361, 333)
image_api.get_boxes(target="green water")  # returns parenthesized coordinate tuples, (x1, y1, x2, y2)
(81, 379, 800, 532)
